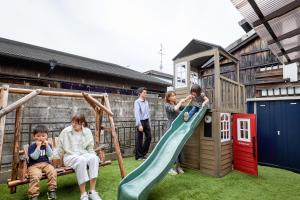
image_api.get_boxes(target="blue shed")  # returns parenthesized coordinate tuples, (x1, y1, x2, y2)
(247, 97, 300, 173)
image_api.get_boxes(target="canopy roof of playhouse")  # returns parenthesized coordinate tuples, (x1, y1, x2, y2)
(231, 0, 300, 65)
(173, 39, 237, 68)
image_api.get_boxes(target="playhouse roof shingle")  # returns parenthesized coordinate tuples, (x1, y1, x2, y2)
(0, 37, 170, 86)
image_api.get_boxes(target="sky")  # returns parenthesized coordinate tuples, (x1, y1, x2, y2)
(0, 0, 244, 74)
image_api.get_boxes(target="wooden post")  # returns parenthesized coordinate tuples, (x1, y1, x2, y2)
(103, 95, 126, 178)
(237, 62, 241, 112)
(0, 84, 9, 172)
(0, 89, 42, 118)
(10, 105, 24, 193)
(214, 49, 221, 111)
(95, 108, 101, 147)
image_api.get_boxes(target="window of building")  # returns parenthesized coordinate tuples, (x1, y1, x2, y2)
(175, 62, 187, 88)
(237, 118, 250, 142)
(220, 113, 231, 142)
(190, 71, 199, 85)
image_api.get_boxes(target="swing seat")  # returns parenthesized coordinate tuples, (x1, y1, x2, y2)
(7, 138, 112, 193)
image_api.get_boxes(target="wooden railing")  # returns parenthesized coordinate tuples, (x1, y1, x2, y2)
(218, 75, 245, 113)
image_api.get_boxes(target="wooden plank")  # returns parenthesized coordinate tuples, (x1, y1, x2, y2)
(200, 166, 216, 176)
(220, 166, 232, 177)
(212, 111, 221, 176)
(10, 106, 24, 193)
(221, 148, 232, 156)
(200, 153, 216, 160)
(0, 84, 9, 172)
(221, 143, 232, 151)
(8, 87, 104, 98)
(0, 89, 42, 118)
(104, 95, 126, 178)
(221, 153, 232, 161)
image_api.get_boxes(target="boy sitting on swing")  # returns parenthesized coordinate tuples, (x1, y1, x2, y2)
(27, 125, 57, 200)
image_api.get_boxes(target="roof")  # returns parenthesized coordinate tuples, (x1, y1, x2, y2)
(231, 0, 300, 65)
(173, 39, 237, 68)
(0, 37, 169, 86)
(143, 70, 173, 79)
(201, 30, 260, 69)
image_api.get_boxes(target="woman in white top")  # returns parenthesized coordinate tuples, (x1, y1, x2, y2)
(58, 113, 101, 200)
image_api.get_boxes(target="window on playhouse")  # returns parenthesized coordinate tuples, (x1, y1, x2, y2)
(237, 118, 251, 142)
(175, 62, 187, 88)
(190, 71, 199, 85)
(220, 113, 231, 142)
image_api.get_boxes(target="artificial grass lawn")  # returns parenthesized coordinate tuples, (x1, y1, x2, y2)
(1, 157, 300, 200)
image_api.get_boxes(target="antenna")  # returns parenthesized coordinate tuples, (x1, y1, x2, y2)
(159, 43, 165, 72)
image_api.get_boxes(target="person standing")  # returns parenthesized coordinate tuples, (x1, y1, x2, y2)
(134, 87, 152, 160)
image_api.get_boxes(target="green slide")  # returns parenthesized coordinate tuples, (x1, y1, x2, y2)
(117, 106, 208, 200)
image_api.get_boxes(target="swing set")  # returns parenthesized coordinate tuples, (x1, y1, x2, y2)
(0, 84, 126, 193)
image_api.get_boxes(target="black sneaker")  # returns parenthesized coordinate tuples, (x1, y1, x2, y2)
(47, 191, 57, 200)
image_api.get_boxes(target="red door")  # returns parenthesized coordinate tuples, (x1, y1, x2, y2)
(232, 113, 258, 176)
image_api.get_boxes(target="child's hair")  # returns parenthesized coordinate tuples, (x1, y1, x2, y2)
(71, 113, 88, 127)
(190, 84, 202, 96)
(137, 87, 147, 96)
(33, 125, 48, 136)
(165, 91, 176, 104)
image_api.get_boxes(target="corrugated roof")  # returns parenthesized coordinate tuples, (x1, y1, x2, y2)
(0, 37, 170, 86)
(231, 0, 300, 65)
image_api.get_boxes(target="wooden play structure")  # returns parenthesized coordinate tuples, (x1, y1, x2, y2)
(173, 39, 246, 177)
(0, 85, 126, 193)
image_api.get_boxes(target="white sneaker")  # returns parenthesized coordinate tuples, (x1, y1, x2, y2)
(80, 193, 89, 200)
(89, 191, 102, 200)
(168, 168, 178, 176)
(183, 112, 189, 122)
(177, 167, 184, 174)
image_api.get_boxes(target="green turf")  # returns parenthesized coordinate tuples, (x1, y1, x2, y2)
(1, 157, 300, 200)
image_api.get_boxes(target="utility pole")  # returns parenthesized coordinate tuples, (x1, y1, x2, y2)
(159, 43, 165, 72)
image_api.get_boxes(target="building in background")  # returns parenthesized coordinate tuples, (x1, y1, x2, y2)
(0, 37, 171, 95)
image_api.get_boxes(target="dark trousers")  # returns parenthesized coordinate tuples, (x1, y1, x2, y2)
(135, 119, 152, 159)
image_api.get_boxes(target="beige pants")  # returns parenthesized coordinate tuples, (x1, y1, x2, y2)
(28, 162, 57, 198)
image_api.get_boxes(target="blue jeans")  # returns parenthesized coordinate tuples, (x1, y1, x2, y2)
(188, 106, 199, 119)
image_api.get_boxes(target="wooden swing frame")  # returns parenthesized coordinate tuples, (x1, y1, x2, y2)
(0, 85, 126, 193)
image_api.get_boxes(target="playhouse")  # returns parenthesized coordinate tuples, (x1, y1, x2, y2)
(173, 39, 252, 177)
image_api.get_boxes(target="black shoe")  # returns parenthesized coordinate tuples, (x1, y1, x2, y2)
(47, 191, 57, 200)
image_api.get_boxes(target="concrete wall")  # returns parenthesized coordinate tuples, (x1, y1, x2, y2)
(0, 85, 167, 182)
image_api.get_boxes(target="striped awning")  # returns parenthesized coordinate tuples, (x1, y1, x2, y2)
(231, 0, 300, 65)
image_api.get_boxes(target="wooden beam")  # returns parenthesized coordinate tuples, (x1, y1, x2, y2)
(253, 1, 300, 27)
(0, 84, 9, 172)
(247, 0, 291, 63)
(214, 49, 221, 111)
(10, 105, 24, 193)
(7, 87, 104, 98)
(278, 45, 300, 57)
(0, 89, 42, 118)
(219, 49, 238, 63)
(268, 28, 300, 45)
(174, 49, 216, 64)
(82, 93, 113, 116)
(103, 95, 126, 178)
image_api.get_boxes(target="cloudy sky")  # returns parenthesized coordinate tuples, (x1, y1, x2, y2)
(0, 0, 244, 74)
